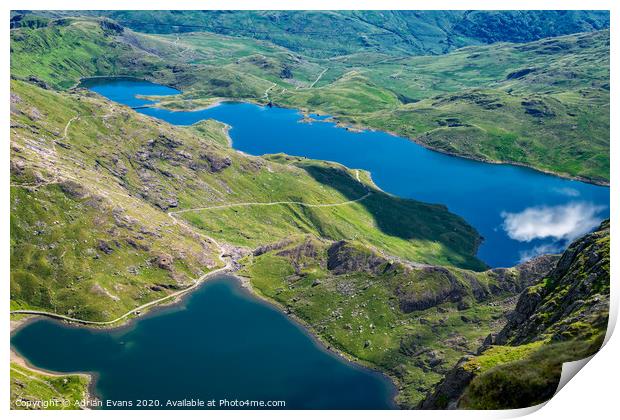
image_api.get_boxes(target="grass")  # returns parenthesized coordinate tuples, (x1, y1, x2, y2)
(181, 156, 485, 271)
(10, 363, 90, 410)
(10, 184, 196, 321)
(239, 237, 550, 407)
(428, 221, 610, 409)
(10, 70, 489, 409)
(270, 31, 609, 183)
(460, 337, 603, 409)
(9, 14, 610, 408)
(10, 78, 484, 322)
(77, 11, 609, 58)
(463, 342, 544, 374)
(11, 17, 609, 181)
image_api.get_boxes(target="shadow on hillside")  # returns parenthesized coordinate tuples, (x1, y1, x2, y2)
(300, 163, 486, 271)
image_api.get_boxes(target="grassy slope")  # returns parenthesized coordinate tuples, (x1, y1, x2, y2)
(61, 11, 609, 58)
(239, 237, 557, 407)
(10, 18, 163, 90)
(10, 17, 610, 182)
(137, 30, 611, 184)
(459, 338, 602, 409)
(10, 76, 489, 410)
(11, 81, 223, 321)
(10, 363, 90, 410)
(271, 31, 610, 183)
(10, 79, 484, 323)
(9, 14, 610, 408)
(427, 221, 610, 409)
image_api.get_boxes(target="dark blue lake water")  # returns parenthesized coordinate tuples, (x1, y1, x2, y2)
(83, 78, 609, 268)
(11, 276, 395, 409)
(12, 78, 608, 410)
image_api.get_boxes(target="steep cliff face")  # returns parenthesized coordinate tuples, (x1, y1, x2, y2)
(421, 220, 610, 409)
(496, 220, 610, 345)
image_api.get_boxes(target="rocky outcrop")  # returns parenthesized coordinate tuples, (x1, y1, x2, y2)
(395, 266, 467, 313)
(327, 241, 389, 275)
(324, 240, 558, 313)
(276, 237, 323, 274)
(419, 220, 610, 409)
(396, 255, 558, 313)
(100, 19, 124, 34)
(204, 153, 232, 173)
(419, 357, 475, 409)
(521, 99, 555, 118)
(488, 254, 560, 295)
(506, 68, 537, 80)
(496, 220, 610, 345)
(155, 253, 174, 270)
(253, 238, 295, 256)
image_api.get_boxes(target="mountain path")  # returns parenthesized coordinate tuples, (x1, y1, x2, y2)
(10, 114, 370, 326)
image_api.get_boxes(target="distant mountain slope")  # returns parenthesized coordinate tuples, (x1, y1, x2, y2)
(20, 10, 609, 58)
(10, 16, 610, 182)
(420, 220, 610, 409)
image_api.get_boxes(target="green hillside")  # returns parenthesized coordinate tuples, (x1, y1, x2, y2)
(9, 11, 610, 409)
(10, 78, 485, 321)
(241, 236, 559, 407)
(26, 10, 608, 58)
(10, 15, 609, 182)
(421, 221, 610, 409)
(10, 363, 90, 410)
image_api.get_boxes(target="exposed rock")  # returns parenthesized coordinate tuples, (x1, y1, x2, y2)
(279, 65, 293, 79)
(26, 76, 50, 90)
(276, 237, 322, 273)
(97, 240, 114, 254)
(10, 159, 26, 175)
(396, 266, 465, 313)
(90, 283, 120, 301)
(496, 220, 610, 345)
(327, 241, 388, 275)
(488, 254, 560, 294)
(155, 253, 174, 270)
(59, 180, 89, 199)
(253, 238, 294, 256)
(100, 19, 124, 34)
(521, 99, 555, 118)
(434, 91, 504, 110)
(420, 220, 610, 409)
(205, 153, 232, 172)
(506, 68, 537, 80)
(419, 356, 475, 409)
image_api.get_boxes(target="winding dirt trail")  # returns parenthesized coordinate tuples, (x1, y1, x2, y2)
(10, 191, 371, 326)
(10, 110, 371, 327)
(263, 82, 277, 102)
(309, 67, 328, 88)
(171, 191, 371, 215)
(10, 114, 79, 189)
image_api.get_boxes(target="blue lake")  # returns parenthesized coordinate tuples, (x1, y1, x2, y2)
(11, 276, 396, 409)
(83, 78, 610, 268)
(11, 77, 608, 410)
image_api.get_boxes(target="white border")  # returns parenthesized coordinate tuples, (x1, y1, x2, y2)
(3, 2, 617, 420)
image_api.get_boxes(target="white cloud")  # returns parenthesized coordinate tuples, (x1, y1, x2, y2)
(501, 202, 605, 243)
(553, 187, 581, 197)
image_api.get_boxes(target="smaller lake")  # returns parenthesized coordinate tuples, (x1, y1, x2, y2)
(11, 276, 396, 409)
(82, 78, 609, 267)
